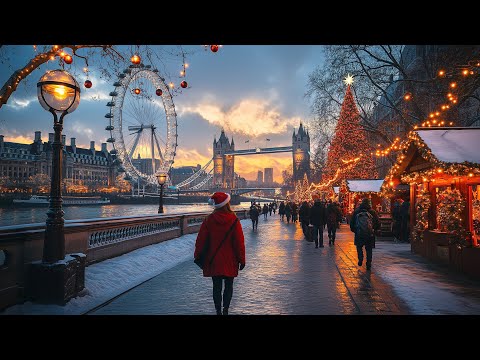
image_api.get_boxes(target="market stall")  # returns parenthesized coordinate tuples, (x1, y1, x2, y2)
(382, 127, 480, 277)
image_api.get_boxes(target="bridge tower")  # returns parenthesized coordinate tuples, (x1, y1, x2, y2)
(292, 123, 310, 183)
(213, 129, 235, 188)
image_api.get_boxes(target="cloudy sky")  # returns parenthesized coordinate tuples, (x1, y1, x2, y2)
(0, 45, 325, 182)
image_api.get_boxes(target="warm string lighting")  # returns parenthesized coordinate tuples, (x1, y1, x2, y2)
(323, 80, 377, 180)
(378, 58, 480, 158)
(381, 129, 480, 197)
(412, 186, 431, 243)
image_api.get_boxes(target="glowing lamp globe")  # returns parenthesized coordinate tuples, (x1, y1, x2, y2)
(131, 54, 141, 65)
(134, 88, 141, 95)
(156, 172, 167, 185)
(180, 81, 188, 88)
(84, 80, 92, 89)
(156, 89, 163, 96)
(37, 69, 80, 113)
(210, 45, 219, 53)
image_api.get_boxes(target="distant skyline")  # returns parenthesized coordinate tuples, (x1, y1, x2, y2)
(0, 45, 325, 182)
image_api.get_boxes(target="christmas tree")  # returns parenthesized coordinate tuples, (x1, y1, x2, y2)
(323, 76, 377, 182)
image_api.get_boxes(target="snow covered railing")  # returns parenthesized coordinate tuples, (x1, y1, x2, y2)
(0, 209, 247, 310)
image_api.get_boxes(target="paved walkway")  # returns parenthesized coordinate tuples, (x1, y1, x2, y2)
(90, 214, 480, 315)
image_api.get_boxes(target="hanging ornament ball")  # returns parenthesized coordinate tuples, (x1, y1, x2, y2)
(64, 54, 73, 64)
(131, 54, 141, 65)
(134, 88, 141, 95)
(84, 80, 92, 89)
(180, 81, 188, 89)
(210, 45, 219, 53)
(156, 89, 163, 96)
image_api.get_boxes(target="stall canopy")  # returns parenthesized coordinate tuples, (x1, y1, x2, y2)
(346, 179, 384, 193)
(417, 128, 480, 163)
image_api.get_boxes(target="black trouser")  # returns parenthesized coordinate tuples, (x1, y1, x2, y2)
(327, 224, 337, 241)
(212, 276, 234, 311)
(251, 218, 258, 229)
(301, 220, 309, 238)
(356, 243, 373, 265)
(313, 225, 323, 247)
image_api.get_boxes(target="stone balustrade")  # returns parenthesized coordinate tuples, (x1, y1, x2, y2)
(0, 209, 247, 310)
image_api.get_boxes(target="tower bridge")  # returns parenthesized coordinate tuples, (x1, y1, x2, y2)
(172, 124, 310, 192)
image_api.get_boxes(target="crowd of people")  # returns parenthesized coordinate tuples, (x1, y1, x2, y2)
(194, 191, 397, 315)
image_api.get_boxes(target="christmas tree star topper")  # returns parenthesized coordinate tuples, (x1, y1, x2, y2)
(344, 74, 354, 86)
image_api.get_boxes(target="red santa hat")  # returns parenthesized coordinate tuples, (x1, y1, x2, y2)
(208, 192, 231, 209)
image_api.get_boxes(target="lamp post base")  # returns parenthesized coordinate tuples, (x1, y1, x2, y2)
(29, 253, 86, 305)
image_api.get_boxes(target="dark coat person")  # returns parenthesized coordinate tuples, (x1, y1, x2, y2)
(326, 201, 342, 245)
(249, 203, 260, 230)
(309, 199, 326, 247)
(350, 198, 380, 271)
(194, 192, 246, 315)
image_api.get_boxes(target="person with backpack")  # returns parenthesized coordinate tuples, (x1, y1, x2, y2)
(349, 198, 380, 271)
(326, 200, 342, 245)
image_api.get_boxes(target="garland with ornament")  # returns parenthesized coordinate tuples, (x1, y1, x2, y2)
(412, 187, 431, 243)
(381, 129, 480, 196)
(472, 190, 480, 240)
(436, 187, 471, 247)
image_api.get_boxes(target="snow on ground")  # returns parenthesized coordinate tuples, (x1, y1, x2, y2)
(2, 220, 250, 315)
(373, 242, 480, 315)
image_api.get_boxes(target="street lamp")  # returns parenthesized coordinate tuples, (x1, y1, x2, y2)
(29, 69, 85, 305)
(157, 172, 167, 214)
(37, 69, 80, 262)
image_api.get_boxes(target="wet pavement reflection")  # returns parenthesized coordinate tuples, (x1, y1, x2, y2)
(91, 215, 480, 315)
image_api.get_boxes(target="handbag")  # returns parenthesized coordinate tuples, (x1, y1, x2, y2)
(194, 218, 238, 270)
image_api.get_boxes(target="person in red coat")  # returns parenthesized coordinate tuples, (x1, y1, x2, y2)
(194, 192, 246, 315)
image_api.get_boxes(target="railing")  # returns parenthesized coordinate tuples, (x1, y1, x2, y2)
(0, 209, 247, 311)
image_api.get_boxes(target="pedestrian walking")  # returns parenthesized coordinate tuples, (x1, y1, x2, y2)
(291, 202, 298, 223)
(262, 204, 269, 219)
(269, 202, 273, 216)
(194, 192, 246, 315)
(249, 202, 260, 230)
(350, 198, 380, 271)
(326, 200, 342, 245)
(285, 202, 292, 223)
(299, 201, 311, 240)
(279, 201, 285, 221)
(309, 198, 326, 248)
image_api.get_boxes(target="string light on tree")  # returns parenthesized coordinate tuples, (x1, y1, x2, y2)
(323, 75, 377, 182)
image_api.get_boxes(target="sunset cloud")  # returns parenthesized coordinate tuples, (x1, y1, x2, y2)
(4, 134, 34, 144)
(182, 99, 301, 137)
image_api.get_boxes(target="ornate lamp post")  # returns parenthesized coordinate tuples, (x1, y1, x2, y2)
(31, 69, 84, 304)
(37, 69, 80, 262)
(157, 172, 167, 214)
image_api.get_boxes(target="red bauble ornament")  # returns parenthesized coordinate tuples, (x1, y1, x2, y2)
(210, 45, 219, 53)
(64, 54, 73, 64)
(134, 88, 141, 95)
(84, 80, 92, 88)
(180, 81, 188, 89)
(156, 89, 163, 96)
(131, 54, 141, 65)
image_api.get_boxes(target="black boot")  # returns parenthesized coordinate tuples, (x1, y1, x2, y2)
(216, 307, 222, 315)
(223, 308, 229, 315)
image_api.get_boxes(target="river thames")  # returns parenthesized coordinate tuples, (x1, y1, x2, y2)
(0, 202, 254, 227)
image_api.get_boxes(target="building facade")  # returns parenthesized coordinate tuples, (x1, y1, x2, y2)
(257, 170, 263, 184)
(264, 168, 273, 185)
(292, 123, 311, 183)
(0, 131, 117, 190)
(169, 165, 202, 186)
(371, 45, 480, 177)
